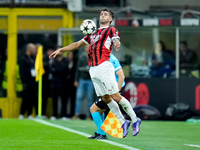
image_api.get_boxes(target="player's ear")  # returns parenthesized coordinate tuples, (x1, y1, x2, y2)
(110, 18, 113, 24)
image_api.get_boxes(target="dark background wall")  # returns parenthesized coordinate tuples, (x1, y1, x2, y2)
(125, 78, 200, 115)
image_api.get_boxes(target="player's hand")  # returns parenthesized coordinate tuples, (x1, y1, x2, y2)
(114, 41, 120, 51)
(49, 49, 61, 59)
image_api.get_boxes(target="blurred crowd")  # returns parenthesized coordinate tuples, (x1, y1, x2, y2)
(17, 43, 95, 120)
(131, 40, 199, 78)
(150, 40, 199, 78)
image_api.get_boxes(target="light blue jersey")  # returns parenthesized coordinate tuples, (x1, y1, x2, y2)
(109, 54, 125, 88)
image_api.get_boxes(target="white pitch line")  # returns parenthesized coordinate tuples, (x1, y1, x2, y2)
(185, 144, 200, 148)
(34, 119, 140, 150)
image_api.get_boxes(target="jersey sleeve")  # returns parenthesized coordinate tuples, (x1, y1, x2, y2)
(82, 35, 91, 44)
(110, 54, 122, 72)
(113, 59, 122, 72)
(110, 27, 120, 41)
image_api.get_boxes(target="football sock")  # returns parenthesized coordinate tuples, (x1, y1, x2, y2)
(107, 100, 125, 125)
(91, 112, 106, 135)
(119, 96, 137, 122)
(100, 112, 105, 122)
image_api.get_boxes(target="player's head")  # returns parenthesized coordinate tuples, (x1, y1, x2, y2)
(100, 8, 115, 25)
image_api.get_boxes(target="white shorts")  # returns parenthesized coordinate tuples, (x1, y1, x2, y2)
(89, 61, 119, 97)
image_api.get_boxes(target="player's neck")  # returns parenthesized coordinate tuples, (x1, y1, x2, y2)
(100, 23, 110, 28)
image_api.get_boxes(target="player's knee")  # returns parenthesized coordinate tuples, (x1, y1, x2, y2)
(99, 109, 105, 114)
(102, 95, 111, 104)
(111, 93, 122, 102)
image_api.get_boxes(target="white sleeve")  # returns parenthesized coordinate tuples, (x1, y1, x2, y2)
(82, 38, 89, 44)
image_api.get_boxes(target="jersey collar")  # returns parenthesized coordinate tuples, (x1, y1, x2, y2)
(99, 26, 109, 29)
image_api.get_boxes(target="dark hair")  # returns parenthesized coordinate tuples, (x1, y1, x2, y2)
(101, 8, 115, 23)
(159, 41, 166, 50)
(180, 41, 187, 47)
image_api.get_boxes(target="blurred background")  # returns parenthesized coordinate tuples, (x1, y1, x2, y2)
(0, 0, 200, 120)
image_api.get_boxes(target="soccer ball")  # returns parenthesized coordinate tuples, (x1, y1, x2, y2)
(80, 19, 96, 35)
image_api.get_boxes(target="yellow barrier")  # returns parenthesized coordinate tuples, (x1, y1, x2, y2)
(0, 8, 74, 118)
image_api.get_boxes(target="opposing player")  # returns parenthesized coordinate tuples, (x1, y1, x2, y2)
(49, 8, 141, 138)
(88, 53, 125, 140)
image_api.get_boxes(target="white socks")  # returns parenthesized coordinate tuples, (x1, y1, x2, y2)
(107, 96, 138, 124)
(107, 100, 125, 125)
(119, 96, 137, 122)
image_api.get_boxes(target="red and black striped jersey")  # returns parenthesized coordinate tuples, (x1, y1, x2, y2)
(82, 26, 120, 66)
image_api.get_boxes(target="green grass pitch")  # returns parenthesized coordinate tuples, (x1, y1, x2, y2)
(0, 119, 200, 150)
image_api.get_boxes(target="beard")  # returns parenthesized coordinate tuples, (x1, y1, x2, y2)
(100, 18, 109, 25)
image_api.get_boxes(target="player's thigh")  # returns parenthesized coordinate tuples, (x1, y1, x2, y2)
(89, 61, 118, 96)
(100, 62, 119, 95)
(99, 109, 107, 114)
(89, 68, 107, 96)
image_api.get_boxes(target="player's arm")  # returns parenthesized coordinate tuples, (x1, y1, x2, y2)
(113, 38, 121, 51)
(49, 40, 86, 59)
(116, 68, 125, 91)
